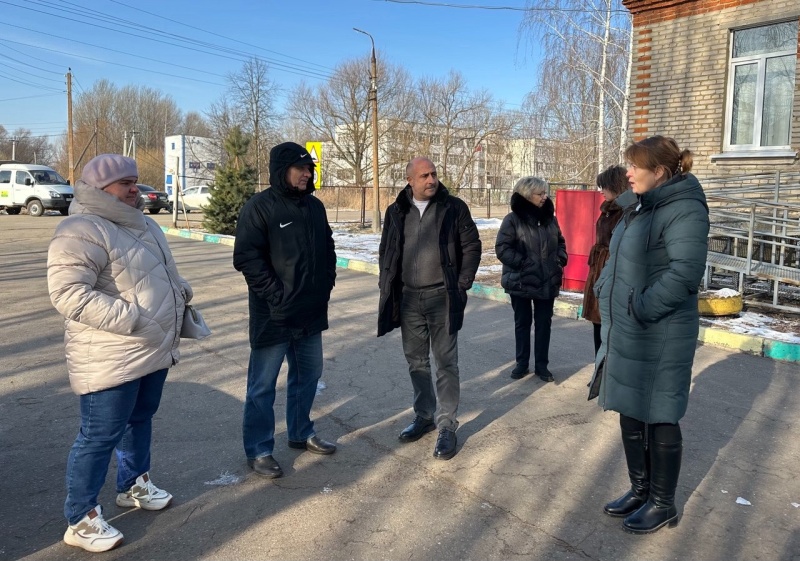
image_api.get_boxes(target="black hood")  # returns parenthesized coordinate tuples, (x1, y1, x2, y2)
(269, 142, 315, 198)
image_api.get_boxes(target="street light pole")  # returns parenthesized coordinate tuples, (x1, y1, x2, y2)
(354, 28, 381, 233)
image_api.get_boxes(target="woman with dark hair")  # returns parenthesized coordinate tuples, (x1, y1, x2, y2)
(582, 165, 629, 355)
(495, 176, 567, 383)
(588, 136, 709, 534)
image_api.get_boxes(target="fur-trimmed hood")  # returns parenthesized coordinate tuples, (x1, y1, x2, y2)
(510, 192, 555, 226)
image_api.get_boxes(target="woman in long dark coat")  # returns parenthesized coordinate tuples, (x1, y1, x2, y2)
(582, 165, 628, 355)
(495, 176, 567, 383)
(588, 136, 709, 535)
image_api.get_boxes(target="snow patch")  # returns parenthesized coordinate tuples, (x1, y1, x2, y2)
(204, 471, 242, 486)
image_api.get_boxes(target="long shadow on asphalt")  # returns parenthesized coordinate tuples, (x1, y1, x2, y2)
(5, 232, 799, 560)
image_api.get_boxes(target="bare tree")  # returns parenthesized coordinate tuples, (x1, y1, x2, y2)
(182, 111, 213, 137)
(520, 0, 631, 177)
(0, 126, 55, 164)
(224, 58, 279, 189)
(413, 71, 513, 190)
(288, 53, 413, 188)
(59, 79, 183, 186)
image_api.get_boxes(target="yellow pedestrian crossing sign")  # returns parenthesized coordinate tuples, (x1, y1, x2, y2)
(306, 141, 322, 189)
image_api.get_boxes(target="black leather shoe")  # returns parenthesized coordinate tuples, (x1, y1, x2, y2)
(536, 368, 554, 382)
(433, 428, 457, 460)
(398, 416, 436, 442)
(510, 364, 529, 379)
(247, 455, 283, 478)
(288, 435, 336, 455)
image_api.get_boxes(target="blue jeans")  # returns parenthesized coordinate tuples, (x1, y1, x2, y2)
(243, 332, 323, 459)
(64, 368, 168, 525)
(400, 287, 460, 431)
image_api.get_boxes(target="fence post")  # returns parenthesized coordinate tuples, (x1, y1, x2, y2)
(745, 204, 756, 283)
(360, 186, 367, 227)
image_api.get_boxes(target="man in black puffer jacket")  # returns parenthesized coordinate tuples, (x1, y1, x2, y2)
(233, 142, 337, 479)
(378, 157, 481, 461)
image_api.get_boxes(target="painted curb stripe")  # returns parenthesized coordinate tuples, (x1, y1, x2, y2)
(162, 226, 800, 363)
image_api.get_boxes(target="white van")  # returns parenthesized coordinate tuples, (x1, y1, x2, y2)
(0, 164, 74, 216)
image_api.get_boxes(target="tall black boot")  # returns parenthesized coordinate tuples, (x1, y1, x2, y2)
(604, 428, 649, 517)
(622, 439, 682, 534)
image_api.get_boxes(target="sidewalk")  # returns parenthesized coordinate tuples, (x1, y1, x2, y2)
(2, 217, 798, 561)
(161, 225, 800, 363)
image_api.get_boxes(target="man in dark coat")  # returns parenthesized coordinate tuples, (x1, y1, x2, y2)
(378, 157, 481, 461)
(233, 142, 337, 479)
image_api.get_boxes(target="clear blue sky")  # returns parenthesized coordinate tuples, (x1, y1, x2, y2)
(0, 0, 540, 142)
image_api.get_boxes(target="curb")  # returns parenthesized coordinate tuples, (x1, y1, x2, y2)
(162, 226, 800, 363)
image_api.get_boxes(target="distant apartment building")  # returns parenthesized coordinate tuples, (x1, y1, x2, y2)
(623, 0, 799, 177)
(319, 121, 575, 190)
(164, 135, 221, 194)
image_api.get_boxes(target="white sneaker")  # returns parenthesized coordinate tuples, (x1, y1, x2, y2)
(63, 505, 123, 553)
(115, 472, 173, 511)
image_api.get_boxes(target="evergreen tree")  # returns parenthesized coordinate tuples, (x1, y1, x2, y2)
(203, 127, 257, 235)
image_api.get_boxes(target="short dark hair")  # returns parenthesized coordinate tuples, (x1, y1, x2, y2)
(596, 165, 628, 196)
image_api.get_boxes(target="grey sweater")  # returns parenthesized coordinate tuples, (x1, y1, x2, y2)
(402, 199, 445, 290)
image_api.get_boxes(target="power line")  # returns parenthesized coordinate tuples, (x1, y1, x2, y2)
(0, 34, 228, 87)
(0, 93, 63, 102)
(0, 69, 62, 91)
(2, 0, 337, 82)
(106, 0, 337, 74)
(2, 121, 66, 125)
(0, 51, 63, 75)
(377, 0, 628, 13)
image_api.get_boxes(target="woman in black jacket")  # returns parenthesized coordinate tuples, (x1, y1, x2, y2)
(495, 176, 567, 382)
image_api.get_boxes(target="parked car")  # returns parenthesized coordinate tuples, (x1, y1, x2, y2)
(181, 185, 212, 211)
(137, 184, 171, 214)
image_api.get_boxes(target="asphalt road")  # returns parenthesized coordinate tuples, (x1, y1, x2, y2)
(1, 213, 799, 561)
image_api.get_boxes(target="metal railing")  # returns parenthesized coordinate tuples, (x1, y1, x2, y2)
(704, 172, 800, 313)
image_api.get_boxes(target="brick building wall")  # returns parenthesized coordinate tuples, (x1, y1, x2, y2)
(623, 0, 800, 178)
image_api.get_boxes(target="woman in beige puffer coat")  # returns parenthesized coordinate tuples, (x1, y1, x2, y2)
(48, 154, 193, 553)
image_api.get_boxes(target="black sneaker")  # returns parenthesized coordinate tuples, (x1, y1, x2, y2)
(536, 368, 554, 383)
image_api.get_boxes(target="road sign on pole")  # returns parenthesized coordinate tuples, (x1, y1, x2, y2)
(306, 141, 322, 190)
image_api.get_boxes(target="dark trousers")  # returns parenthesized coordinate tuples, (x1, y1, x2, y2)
(400, 287, 460, 431)
(511, 295, 554, 373)
(593, 322, 602, 355)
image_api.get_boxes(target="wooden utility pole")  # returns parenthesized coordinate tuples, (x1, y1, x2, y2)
(66, 68, 75, 184)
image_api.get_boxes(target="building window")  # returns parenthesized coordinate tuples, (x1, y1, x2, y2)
(725, 20, 798, 152)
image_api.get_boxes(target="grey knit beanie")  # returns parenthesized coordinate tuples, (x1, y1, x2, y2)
(81, 154, 138, 189)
